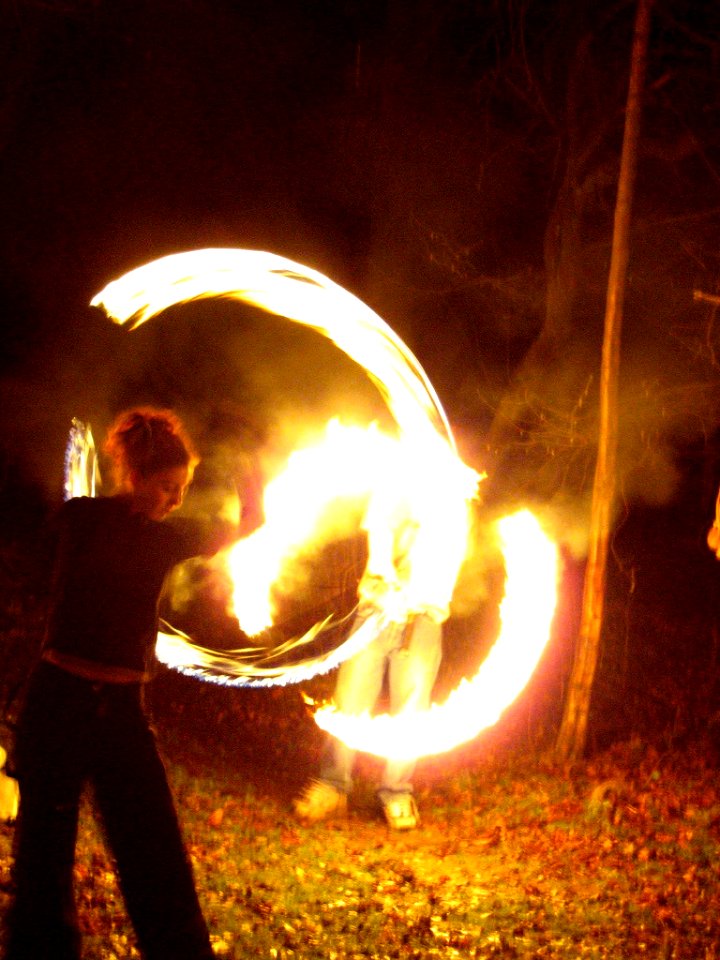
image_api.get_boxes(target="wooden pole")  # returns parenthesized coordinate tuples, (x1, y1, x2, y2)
(556, 0, 654, 760)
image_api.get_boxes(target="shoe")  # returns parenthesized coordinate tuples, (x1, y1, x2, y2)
(293, 779, 347, 822)
(380, 792, 420, 830)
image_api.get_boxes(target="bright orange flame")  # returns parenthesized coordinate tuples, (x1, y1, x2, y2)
(225, 420, 392, 636)
(90, 249, 453, 445)
(90, 249, 558, 763)
(313, 510, 559, 761)
(224, 418, 478, 636)
(91, 248, 480, 649)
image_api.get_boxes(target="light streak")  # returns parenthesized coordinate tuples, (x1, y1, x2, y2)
(90, 249, 453, 446)
(90, 249, 560, 760)
(313, 510, 559, 760)
(223, 419, 477, 637)
(64, 418, 98, 501)
(91, 249, 479, 663)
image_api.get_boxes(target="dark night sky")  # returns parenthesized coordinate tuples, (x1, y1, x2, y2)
(1, 0, 720, 740)
(0, 0, 494, 495)
(0, 0, 719, 524)
(0, 1, 372, 491)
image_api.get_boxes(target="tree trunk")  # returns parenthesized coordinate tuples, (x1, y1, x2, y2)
(555, 0, 654, 761)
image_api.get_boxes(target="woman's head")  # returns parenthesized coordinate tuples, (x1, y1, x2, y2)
(104, 408, 199, 520)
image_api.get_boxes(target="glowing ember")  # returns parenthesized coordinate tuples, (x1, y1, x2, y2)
(313, 509, 559, 761)
(224, 419, 477, 637)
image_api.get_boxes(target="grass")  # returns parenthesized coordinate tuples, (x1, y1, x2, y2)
(1, 674, 720, 959)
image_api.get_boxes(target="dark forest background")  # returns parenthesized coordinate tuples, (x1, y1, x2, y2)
(1, 0, 720, 752)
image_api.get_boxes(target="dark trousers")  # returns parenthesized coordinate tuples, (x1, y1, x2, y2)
(6, 662, 214, 960)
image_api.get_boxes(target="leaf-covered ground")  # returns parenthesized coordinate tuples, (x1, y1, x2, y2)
(1, 676, 720, 960)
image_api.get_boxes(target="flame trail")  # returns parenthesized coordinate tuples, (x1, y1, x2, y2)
(64, 419, 98, 501)
(224, 421, 397, 637)
(92, 249, 480, 662)
(91, 249, 453, 447)
(313, 510, 559, 760)
(90, 249, 559, 760)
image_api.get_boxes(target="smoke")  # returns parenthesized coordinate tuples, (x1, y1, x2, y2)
(477, 256, 720, 563)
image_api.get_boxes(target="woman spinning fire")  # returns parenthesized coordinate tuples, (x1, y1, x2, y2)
(7, 408, 238, 960)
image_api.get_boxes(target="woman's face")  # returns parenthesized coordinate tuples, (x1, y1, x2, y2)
(130, 465, 192, 521)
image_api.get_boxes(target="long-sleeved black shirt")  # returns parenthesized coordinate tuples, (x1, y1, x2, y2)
(43, 495, 235, 677)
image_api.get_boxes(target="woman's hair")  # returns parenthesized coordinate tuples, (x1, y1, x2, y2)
(104, 407, 199, 488)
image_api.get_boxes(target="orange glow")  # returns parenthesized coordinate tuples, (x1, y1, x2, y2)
(91, 249, 559, 762)
(313, 510, 559, 761)
(224, 418, 478, 637)
(91, 248, 480, 653)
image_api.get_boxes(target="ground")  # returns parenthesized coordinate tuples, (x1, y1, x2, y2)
(1, 674, 719, 960)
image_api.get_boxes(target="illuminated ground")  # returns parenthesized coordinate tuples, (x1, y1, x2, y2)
(0, 484, 719, 958)
(1, 675, 719, 960)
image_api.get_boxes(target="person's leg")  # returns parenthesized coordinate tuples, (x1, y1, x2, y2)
(7, 786, 82, 960)
(92, 686, 214, 960)
(380, 615, 442, 795)
(295, 613, 392, 821)
(6, 664, 89, 960)
(320, 615, 393, 792)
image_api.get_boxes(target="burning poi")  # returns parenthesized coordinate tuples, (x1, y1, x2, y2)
(87, 248, 560, 762)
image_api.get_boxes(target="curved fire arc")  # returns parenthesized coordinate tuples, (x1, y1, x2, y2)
(90, 249, 558, 761)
